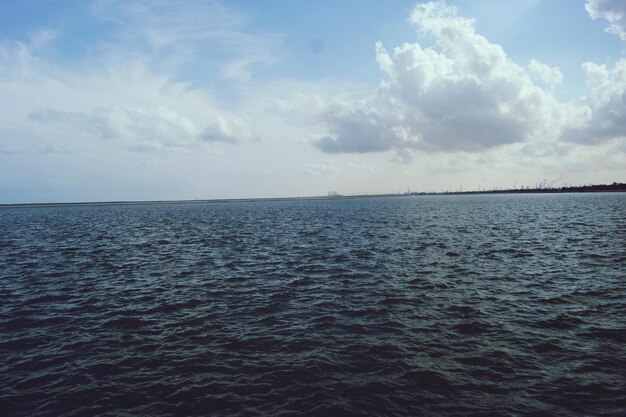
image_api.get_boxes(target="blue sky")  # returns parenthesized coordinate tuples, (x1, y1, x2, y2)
(0, 0, 625, 202)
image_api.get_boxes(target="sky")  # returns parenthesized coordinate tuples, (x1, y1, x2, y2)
(0, 0, 625, 203)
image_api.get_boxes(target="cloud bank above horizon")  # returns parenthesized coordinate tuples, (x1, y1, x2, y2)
(0, 0, 625, 202)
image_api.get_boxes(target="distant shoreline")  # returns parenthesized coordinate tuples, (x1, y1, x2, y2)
(408, 182, 626, 196)
(1, 182, 624, 208)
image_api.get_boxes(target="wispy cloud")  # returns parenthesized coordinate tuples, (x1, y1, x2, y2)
(91, 0, 285, 82)
(303, 163, 338, 175)
(29, 105, 199, 147)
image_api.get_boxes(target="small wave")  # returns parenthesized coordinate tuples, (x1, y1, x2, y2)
(531, 340, 563, 353)
(453, 321, 490, 335)
(446, 305, 479, 318)
(583, 327, 626, 343)
(533, 314, 585, 330)
(102, 317, 149, 329)
(401, 370, 451, 389)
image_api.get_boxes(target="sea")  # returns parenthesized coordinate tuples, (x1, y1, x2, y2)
(1, 193, 625, 416)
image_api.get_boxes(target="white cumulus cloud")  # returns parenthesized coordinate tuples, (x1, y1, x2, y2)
(561, 59, 626, 143)
(528, 59, 563, 86)
(556, 1, 626, 144)
(201, 115, 256, 144)
(314, 101, 414, 153)
(314, 0, 565, 155)
(586, 0, 626, 41)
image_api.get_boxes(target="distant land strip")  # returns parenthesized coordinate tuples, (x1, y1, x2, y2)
(408, 182, 626, 196)
(1, 182, 624, 208)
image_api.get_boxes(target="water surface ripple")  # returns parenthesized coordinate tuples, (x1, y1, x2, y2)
(1, 194, 625, 416)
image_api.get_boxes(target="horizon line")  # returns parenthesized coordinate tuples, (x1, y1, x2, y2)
(1, 182, 625, 208)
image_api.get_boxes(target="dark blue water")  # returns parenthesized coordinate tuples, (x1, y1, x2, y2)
(1, 194, 625, 416)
